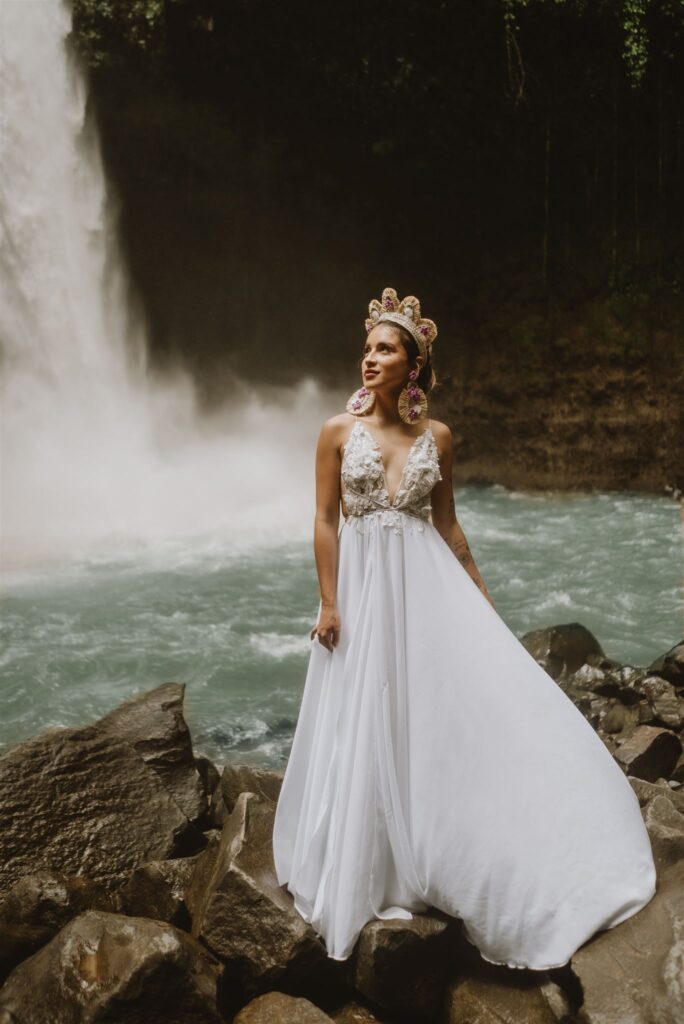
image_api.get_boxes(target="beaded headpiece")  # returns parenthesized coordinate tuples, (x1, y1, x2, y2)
(364, 286, 438, 362)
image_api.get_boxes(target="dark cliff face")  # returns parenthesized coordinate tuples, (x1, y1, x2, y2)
(432, 332, 684, 492)
(69, 2, 684, 493)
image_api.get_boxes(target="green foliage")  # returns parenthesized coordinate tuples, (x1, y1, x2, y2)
(70, 0, 167, 68)
(503, 0, 684, 88)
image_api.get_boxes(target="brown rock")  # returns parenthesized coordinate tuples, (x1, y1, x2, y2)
(98, 682, 206, 822)
(211, 763, 283, 826)
(613, 725, 682, 781)
(521, 624, 604, 681)
(188, 792, 326, 985)
(642, 794, 684, 870)
(443, 974, 571, 1023)
(233, 991, 334, 1022)
(571, 859, 684, 1024)
(121, 853, 201, 927)
(344, 910, 461, 1020)
(648, 641, 684, 690)
(0, 910, 224, 1023)
(0, 720, 195, 899)
(0, 871, 114, 980)
(331, 1002, 384, 1023)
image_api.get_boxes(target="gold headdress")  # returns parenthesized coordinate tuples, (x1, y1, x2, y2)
(347, 285, 437, 421)
(364, 286, 438, 362)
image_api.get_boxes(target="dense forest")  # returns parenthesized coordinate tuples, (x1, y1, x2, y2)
(67, 0, 684, 489)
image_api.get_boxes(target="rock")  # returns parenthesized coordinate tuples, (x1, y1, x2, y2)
(210, 763, 283, 827)
(330, 1002, 384, 1023)
(443, 973, 571, 1023)
(648, 641, 684, 690)
(343, 910, 461, 1020)
(0, 871, 114, 981)
(639, 676, 684, 730)
(188, 792, 326, 986)
(612, 725, 682, 781)
(121, 853, 201, 928)
(571, 859, 684, 1024)
(233, 991, 334, 1022)
(0, 910, 224, 1023)
(521, 624, 604, 681)
(196, 753, 222, 801)
(0, 714, 197, 899)
(642, 795, 684, 870)
(672, 750, 684, 784)
(98, 682, 206, 822)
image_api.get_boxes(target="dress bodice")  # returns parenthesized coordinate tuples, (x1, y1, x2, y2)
(341, 420, 442, 533)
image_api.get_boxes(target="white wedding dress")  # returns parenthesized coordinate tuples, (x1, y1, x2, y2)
(272, 418, 657, 969)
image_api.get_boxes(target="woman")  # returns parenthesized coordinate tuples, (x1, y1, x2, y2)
(272, 287, 656, 970)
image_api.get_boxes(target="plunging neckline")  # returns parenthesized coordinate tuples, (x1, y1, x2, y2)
(356, 421, 432, 506)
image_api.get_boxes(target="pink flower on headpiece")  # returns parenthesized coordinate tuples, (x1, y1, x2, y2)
(419, 325, 429, 336)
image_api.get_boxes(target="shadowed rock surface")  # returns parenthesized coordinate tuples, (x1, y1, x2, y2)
(0, 910, 224, 1023)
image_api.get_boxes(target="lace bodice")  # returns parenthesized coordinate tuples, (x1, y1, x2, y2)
(341, 420, 442, 533)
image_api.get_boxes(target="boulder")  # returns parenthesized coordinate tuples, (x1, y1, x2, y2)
(0, 715, 197, 899)
(612, 725, 682, 781)
(210, 763, 283, 827)
(233, 991, 334, 1022)
(521, 624, 604, 681)
(570, 859, 684, 1024)
(0, 871, 114, 981)
(0, 910, 224, 1023)
(443, 973, 573, 1023)
(188, 792, 326, 986)
(648, 641, 684, 690)
(121, 853, 201, 928)
(98, 682, 207, 822)
(342, 910, 463, 1020)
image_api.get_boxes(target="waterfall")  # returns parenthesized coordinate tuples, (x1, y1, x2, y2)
(0, 0, 341, 582)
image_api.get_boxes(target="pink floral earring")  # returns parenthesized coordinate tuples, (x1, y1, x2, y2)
(398, 368, 427, 424)
(346, 384, 375, 416)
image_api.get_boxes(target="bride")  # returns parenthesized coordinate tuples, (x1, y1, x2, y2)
(272, 287, 657, 970)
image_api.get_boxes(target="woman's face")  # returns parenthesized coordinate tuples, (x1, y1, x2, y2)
(361, 323, 423, 393)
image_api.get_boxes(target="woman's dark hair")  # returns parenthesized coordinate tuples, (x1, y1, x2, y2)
(361, 322, 437, 393)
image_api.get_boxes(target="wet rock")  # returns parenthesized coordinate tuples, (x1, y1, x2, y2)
(233, 991, 335, 1022)
(196, 753, 222, 801)
(639, 676, 684, 730)
(210, 763, 283, 826)
(330, 1002, 384, 1023)
(188, 792, 326, 987)
(0, 871, 114, 981)
(0, 910, 224, 1023)
(343, 910, 460, 1020)
(521, 624, 604, 681)
(612, 725, 682, 781)
(443, 973, 572, 1023)
(0, 714, 196, 899)
(648, 641, 684, 690)
(641, 795, 684, 871)
(98, 682, 206, 822)
(121, 853, 201, 928)
(571, 858, 684, 1024)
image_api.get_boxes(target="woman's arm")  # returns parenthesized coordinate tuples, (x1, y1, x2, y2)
(430, 423, 496, 610)
(311, 418, 343, 651)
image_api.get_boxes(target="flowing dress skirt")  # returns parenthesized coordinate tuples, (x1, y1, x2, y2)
(272, 512, 657, 969)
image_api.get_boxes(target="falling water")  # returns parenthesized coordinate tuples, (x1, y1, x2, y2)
(0, 0, 342, 583)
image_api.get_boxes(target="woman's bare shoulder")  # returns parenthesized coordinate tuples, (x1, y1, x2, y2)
(318, 412, 357, 449)
(428, 418, 453, 446)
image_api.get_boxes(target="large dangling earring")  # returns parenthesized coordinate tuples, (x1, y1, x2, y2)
(346, 384, 375, 416)
(398, 368, 428, 424)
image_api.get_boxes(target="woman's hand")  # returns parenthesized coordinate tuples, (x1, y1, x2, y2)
(310, 603, 341, 652)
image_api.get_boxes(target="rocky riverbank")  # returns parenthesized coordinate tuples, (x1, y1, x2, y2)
(1, 627, 683, 1022)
